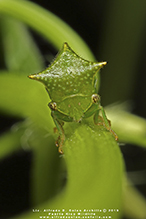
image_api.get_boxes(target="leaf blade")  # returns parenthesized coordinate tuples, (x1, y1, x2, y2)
(1, 16, 44, 74)
(16, 124, 124, 219)
(0, 0, 95, 61)
(106, 104, 146, 147)
(0, 72, 54, 133)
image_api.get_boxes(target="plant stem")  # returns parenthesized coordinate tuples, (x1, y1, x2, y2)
(0, 0, 95, 61)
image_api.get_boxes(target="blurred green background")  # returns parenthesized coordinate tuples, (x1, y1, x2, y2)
(0, 0, 146, 218)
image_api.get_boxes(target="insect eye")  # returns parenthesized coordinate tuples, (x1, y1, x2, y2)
(48, 102, 57, 110)
(92, 94, 100, 103)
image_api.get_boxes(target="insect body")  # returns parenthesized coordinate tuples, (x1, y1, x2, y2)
(28, 43, 118, 154)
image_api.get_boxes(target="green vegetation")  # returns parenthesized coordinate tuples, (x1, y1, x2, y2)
(0, 1, 146, 219)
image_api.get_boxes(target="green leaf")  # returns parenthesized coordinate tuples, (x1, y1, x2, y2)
(0, 16, 44, 74)
(15, 119, 63, 206)
(0, 125, 24, 159)
(28, 129, 63, 206)
(0, 118, 63, 206)
(16, 124, 124, 219)
(0, 0, 95, 61)
(106, 103, 146, 147)
(0, 72, 54, 133)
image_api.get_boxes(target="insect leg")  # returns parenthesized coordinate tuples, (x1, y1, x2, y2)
(94, 108, 100, 124)
(94, 106, 118, 141)
(94, 109, 108, 126)
(51, 112, 65, 154)
(99, 106, 111, 127)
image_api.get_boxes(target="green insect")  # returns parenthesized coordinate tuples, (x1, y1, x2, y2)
(28, 42, 118, 154)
